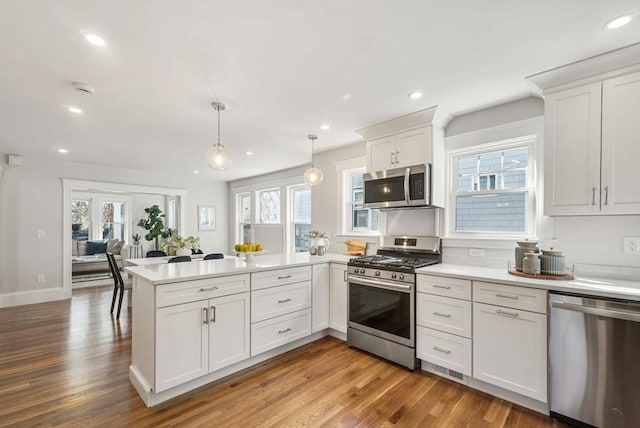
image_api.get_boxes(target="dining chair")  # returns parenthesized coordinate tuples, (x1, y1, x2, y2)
(146, 250, 167, 258)
(107, 252, 132, 319)
(168, 255, 191, 263)
(191, 249, 204, 255)
(203, 253, 224, 260)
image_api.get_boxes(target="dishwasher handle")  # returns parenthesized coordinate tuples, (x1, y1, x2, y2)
(551, 300, 640, 323)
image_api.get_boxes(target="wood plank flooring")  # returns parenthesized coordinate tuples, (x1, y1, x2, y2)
(0, 287, 568, 427)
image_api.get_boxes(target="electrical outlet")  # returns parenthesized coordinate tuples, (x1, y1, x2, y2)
(624, 237, 640, 255)
(469, 248, 484, 257)
(36, 274, 45, 283)
(37, 230, 46, 238)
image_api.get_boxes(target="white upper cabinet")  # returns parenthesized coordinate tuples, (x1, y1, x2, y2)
(367, 127, 432, 171)
(601, 71, 640, 214)
(357, 106, 450, 207)
(528, 45, 640, 216)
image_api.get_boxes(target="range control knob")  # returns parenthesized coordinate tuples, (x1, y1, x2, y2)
(399, 274, 405, 280)
(391, 273, 397, 279)
(360, 268, 365, 274)
(375, 271, 381, 277)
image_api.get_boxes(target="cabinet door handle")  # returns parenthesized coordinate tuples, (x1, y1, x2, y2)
(278, 327, 292, 334)
(277, 298, 292, 304)
(592, 187, 597, 206)
(200, 286, 219, 292)
(390, 152, 395, 165)
(344, 270, 348, 281)
(432, 346, 451, 355)
(395, 150, 399, 164)
(278, 275, 292, 280)
(211, 306, 216, 323)
(203, 307, 209, 325)
(433, 312, 451, 318)
(496, 309, 519, 317)
(432, 284, 451, 290)
(495, 293, 518, 300)
(604, 186, 609, 205)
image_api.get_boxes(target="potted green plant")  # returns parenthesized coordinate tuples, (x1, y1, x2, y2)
(132, 233, 141, 246)
(160, 234, 201, 256)
(137, 205, 170, 250)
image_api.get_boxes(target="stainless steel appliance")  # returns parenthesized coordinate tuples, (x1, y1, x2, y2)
(549, 293, 640, 428)
(347, 235, 441, 369)
(363, 163, 431, 209)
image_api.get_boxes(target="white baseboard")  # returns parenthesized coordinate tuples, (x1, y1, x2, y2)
(0, 287, 71, 308)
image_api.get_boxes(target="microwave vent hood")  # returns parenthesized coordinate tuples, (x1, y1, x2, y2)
(363, 163, 432, 209)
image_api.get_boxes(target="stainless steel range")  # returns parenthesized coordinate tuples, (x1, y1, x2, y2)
(347, 235, 441, 370)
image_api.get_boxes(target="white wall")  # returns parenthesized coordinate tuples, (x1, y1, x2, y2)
(0, 155, 228, 307)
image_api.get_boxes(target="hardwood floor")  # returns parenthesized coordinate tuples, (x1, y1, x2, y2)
(0, 287, 567, 427)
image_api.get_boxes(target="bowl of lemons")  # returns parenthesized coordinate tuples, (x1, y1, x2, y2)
(233, 243, 265, 261)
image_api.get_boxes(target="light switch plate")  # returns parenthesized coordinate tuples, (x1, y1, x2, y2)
(36, 274, 45, 283)
(37, 230, 46, 238)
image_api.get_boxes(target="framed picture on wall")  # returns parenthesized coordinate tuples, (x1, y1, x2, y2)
(198, 205, 216, 231)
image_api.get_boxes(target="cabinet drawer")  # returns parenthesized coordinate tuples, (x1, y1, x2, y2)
(156, 274, 250, 308)
(417, 275, 472, 300)
(252, 281, 311, 322)
(416, 326, 472, 376)
(251, 309, 311, 356)
(251, 266, 312, 291)
(473, 281, 547, 314)
(416, 293, 472, 338)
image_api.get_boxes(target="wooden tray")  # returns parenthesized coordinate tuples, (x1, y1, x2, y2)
(508, 269, 574, 280)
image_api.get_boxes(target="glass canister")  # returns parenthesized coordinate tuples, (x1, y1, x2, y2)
(515, 240, 538, 271)
(523, 252, 541, 274)
(540, 248, 565, 275)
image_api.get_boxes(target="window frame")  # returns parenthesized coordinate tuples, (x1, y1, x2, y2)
(447, 135, 537, 239)
(337, 160, 380, 237)
(287, 184, 312, 254)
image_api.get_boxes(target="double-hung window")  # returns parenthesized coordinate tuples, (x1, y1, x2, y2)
(450, 137, 535, 236)
(342, 167, 378, 234)
(290, 185, 311, 252)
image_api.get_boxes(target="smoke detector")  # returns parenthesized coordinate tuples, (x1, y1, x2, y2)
(72, 82, 95, 95)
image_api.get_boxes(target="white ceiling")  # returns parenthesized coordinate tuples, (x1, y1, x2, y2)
(0, 1, 638, 181)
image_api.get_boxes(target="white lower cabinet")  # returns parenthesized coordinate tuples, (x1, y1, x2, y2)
(416, 326, 472, 376)
(312, 264, 330, 332)
(473, 301, 547, 402)
(155, 292, 250, 392)
(329, 264, 348, 333)
(251, 309, 311, 356)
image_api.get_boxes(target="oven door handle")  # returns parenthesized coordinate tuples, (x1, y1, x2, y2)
(349, 275, 412, 292)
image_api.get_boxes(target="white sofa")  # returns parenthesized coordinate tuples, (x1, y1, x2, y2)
(71, 239, 126, 275)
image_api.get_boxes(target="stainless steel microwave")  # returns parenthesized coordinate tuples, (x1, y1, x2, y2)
(363, 164, 431, 209)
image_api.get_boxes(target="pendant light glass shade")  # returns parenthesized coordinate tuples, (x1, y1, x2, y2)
(207, 102, 231, 170)
(304, 134, 323, 186)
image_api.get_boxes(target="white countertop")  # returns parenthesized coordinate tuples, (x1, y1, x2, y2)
(125, 252, 351, 284)
(417, 263, 640, 302)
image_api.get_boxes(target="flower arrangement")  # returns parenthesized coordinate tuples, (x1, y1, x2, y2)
(161, 234, 201, 256)
(308, 230, 327, 239)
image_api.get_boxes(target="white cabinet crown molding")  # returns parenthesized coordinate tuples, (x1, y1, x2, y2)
(356, 105, 452, 139)
(526, 43, 640, 93)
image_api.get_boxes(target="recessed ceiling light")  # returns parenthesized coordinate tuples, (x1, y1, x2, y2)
(320, 124, 331, 131)
(57, 148, 68, 153)
(342, 93, 352, 101)
(604, 14, 635, 29)
(245, 151, 254, 156)
(193, 170, 199, 174)
(84, 33, 106, 46)
(409, 91, 423, 100)
(67, 106, 83, 114)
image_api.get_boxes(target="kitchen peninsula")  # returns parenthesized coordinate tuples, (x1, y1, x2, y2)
(125, 253, 350, 407)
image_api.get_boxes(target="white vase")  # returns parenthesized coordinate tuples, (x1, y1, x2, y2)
(176, 248, 191, 257)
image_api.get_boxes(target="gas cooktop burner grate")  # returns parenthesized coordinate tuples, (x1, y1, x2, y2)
(349, 255, 440, 270)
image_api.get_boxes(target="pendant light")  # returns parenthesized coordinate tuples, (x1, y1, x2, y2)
(303, 134, 323, 186)
(207, 101, 231, 170)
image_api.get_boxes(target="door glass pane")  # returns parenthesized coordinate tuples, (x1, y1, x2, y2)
(71, 200, 90, 240)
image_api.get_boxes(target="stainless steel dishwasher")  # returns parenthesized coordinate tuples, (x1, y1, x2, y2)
(549, 293, 640, 428)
